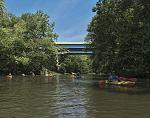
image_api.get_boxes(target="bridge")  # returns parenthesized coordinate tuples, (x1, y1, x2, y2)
(55, 42, 93, 55)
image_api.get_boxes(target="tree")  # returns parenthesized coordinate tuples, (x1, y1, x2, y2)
(62, 55, 92, 74)
(21, 10, 58, 40)
(86, 0, 150, 77)
(0, 0, 58, 75)
(0, 0, 4, 17)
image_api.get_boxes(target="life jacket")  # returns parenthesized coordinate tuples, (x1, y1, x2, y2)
(111, 75, 118, 81)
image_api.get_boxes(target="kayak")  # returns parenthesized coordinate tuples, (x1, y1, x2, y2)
(106, 80, 135, 86)
(99, 80, 136, 87)
(119, 77, 137, 82)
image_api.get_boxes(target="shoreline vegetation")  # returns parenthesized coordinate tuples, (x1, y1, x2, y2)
(0, 0, 149, 79)
(86, 0, 150, 78)
(0, 6, 59, 75)
(0, 0, 92, 77)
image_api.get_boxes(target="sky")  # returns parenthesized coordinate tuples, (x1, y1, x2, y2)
(5, 0, 97, 42)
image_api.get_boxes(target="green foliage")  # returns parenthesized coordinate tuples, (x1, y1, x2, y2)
(86, 0, 150, 77)
(21, 11, 58, 40)
(0, 1, 58, 75)
(61, 55, 93, 74)
(0, 0, 4, 17)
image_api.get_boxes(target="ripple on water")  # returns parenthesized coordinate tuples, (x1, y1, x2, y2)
(0, 77, 150, 118)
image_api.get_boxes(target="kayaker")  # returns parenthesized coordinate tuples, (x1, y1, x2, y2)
(76, 71, 81, 79)
(5, 73, 13, 80)
(108, 72, 118, 81)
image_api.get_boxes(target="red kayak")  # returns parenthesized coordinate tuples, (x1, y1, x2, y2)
(118, 77, 137, 82)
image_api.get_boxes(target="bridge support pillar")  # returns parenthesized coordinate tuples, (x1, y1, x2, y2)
(56, 54, 60, 71)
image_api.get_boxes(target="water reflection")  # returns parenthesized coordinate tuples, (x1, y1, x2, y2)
(98, 79, 150, 95)
(51, 75, 88, 118)
(0, 75, 150, 118)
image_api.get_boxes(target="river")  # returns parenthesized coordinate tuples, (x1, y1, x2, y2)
(0, 75, 150, 118)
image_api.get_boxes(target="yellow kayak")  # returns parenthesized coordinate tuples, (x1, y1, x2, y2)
(105, 80, 135, 86)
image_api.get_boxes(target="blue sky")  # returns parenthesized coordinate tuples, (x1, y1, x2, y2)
(5, 0, 97, 42)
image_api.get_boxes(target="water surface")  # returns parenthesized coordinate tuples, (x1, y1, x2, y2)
(0, 75, 150, 118)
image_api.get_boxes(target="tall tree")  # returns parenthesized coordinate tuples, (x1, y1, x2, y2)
(86, 0, 150, 77)
(0, 1, 58, 75)
(21, 10, 58, 40)
(0, 0, 4, 17)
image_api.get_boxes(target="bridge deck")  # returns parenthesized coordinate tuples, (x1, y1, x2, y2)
(55, 42, 92, 55)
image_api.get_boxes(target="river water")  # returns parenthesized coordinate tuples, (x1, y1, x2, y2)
(0, 75, 150, 118)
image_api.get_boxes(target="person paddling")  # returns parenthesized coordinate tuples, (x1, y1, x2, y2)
(76, 71, 81, 79)
(108, 71, 119, 82)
